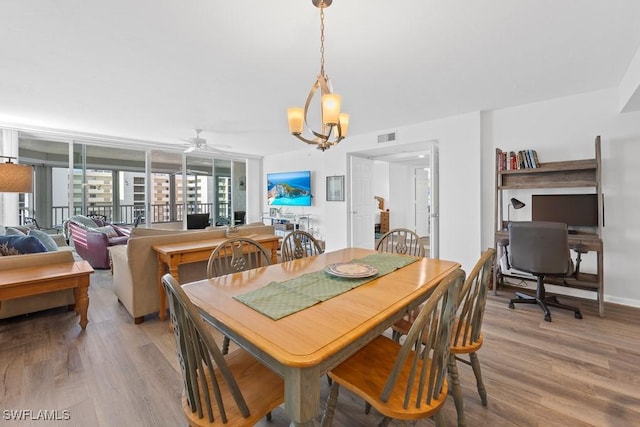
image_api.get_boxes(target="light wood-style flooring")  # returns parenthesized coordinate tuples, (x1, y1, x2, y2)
(1, 268, 639, 426)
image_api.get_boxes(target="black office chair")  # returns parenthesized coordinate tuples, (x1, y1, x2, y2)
(507, 221, 582, 322)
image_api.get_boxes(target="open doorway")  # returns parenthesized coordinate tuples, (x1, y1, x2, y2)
(348, 140, 439, 257)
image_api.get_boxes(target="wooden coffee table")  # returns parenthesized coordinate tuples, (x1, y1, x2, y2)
(0, 261, 94, 329)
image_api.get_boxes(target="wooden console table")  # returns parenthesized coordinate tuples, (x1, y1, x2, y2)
(153, 234, 280, 321)
(0, 261, 94, 329)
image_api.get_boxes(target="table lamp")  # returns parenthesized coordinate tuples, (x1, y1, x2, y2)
(0, 156, 33, 193)
(507, 197, 525, 222)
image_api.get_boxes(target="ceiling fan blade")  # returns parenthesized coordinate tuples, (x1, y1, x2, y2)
(184, 146, 196, 153)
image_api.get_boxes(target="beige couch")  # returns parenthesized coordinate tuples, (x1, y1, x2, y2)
(109, 224, 276, 324)
(0, 250, 76, 319)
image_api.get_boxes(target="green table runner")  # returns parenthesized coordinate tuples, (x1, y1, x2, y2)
(234, 253, 419, 320)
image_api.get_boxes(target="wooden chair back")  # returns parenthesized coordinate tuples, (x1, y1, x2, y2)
(452, 248, 495, 349)
(375, 228, 424, 257)
(206, 237, 271, 279)
(281, 230, 324, 262)
(381, 268, 465, 409)
(162, 273, 249, 424)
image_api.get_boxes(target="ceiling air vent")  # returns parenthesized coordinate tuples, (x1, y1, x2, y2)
(377, 132, 396, 143)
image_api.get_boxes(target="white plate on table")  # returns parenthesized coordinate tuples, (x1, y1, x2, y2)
(324, 262, 378, 279)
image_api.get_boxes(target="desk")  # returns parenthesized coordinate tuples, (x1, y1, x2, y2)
(0, 261, 94, 329)
(182, 248, 459, 426)
(494, 230, 604, 317)
(153, 234, 280, 321)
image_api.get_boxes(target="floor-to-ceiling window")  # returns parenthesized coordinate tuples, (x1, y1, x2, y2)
(18, 133, 249, 229)
(72, 144, 146, 223)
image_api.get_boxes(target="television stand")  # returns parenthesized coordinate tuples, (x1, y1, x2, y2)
(262, 214, 313, 239)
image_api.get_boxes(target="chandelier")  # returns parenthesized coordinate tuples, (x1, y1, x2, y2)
(287, 0, 349, 151)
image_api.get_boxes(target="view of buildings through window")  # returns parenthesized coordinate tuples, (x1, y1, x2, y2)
(18, 138, 240, 228)
(48, 169, 223, 226)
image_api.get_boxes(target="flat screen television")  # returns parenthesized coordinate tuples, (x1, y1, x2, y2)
(186, 213, 210, 229)
(531, 194, 600, 229)
(267, 170, 312, 206)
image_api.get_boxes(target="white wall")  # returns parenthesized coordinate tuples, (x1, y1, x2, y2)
(245, 157, 263, 224)
(388, 163, 411, 230)
(481, 88, 640, 307)
(0, 129, 21, 226)
(373, 161, 389, 205)
(263, 112, 482, 274)
(232, 160, 246, 214)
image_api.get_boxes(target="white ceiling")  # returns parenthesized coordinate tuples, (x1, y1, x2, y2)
(1, 0, 639, 158)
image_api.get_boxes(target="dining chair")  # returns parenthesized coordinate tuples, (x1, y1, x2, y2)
(376, 228, 426, 343)
(162, 274, 284, 426)
(388, 249, 496, 427)
(375, 228, 425, 257)
(281, 230, 324, 262)
(321, 268, 465, 427)
(206, 237, 271, 354)
(447, 248, 495, 426)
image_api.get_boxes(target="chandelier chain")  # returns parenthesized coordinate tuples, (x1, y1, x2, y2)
(320, 5, 325, 77)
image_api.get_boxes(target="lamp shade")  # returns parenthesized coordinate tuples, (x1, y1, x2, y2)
(321, 93, 341, 125)
(338, 113, 349, 137)
(287, 107, 304, 135)
(0, 162, 33, 193)
(510, 198, 525, 209)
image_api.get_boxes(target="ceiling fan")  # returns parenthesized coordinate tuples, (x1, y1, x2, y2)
(181, 129, 231, 153)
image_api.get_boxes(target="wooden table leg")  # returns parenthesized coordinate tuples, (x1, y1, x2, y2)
(74, 276, 90, 329)
(158, 258, 180, 321)
(270, 242, 279, 264)
(157, 258, 167, 321)
(284, 367, 320, 427)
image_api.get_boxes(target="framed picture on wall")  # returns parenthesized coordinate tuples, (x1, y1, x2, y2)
(326, 175, 345, 201)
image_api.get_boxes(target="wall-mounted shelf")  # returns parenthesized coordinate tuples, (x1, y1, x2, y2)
(498, 159, 598, 189)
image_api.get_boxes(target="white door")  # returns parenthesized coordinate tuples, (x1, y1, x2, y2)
(429, 143, 440, 259)
(414, 167, 430, 236)
(349, 155, 375, 249)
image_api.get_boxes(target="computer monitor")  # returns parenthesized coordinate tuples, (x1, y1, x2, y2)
(531, 194, 599, 229)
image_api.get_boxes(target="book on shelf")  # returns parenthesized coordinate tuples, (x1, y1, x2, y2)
(496, 148, 540, 170)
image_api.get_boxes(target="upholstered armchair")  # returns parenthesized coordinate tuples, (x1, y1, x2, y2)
(67, 215, 130, 269)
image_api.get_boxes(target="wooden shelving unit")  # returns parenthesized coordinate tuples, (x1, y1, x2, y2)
(493, 136, 605, 317)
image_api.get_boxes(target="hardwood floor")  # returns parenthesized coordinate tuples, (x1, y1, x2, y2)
(1, 268, 639, 426)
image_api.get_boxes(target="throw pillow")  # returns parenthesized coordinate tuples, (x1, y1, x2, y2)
(0, 242, 20, 256)
(93, 225, 119, 238)
(28, 229, 59, 252)
(0, 235, 48, 254)
(69, 215, 100, 229)
(6, 227, 27, 236)
(0, 225, 6, 235)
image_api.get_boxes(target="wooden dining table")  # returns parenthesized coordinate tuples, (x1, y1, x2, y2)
(182, 247, 460, 427)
